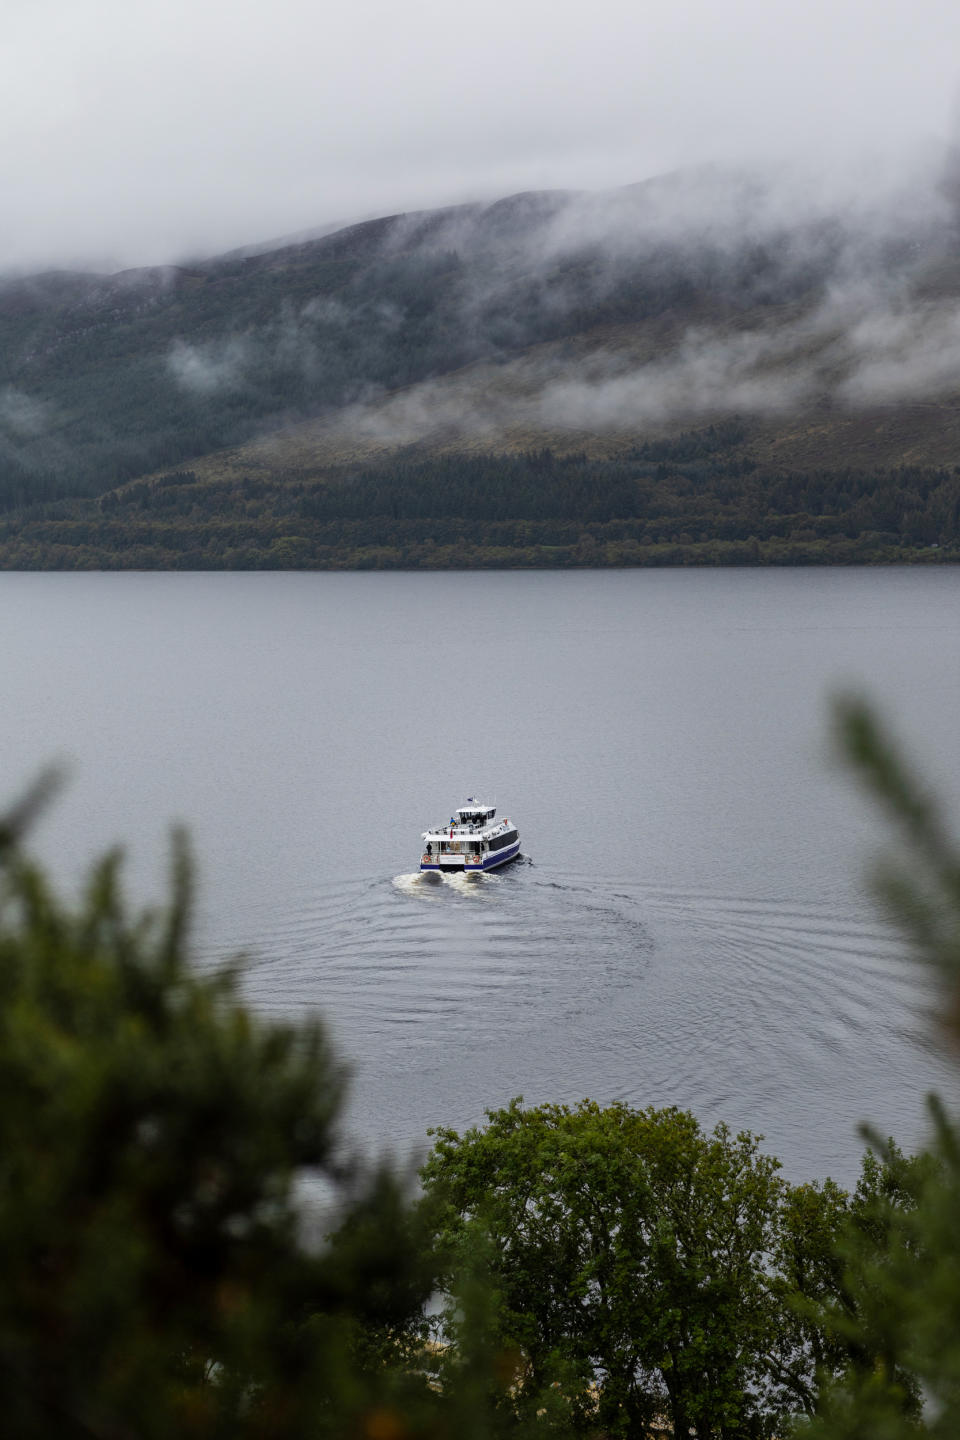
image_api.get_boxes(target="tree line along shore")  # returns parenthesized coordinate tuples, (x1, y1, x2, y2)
(1, 439, 959, 570)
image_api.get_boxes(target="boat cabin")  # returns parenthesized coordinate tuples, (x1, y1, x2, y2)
(420, 796, 520, 872)
(455, 801, 496, 826)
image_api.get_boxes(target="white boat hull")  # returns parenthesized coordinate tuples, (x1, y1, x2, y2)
(420, 839, 520, 873)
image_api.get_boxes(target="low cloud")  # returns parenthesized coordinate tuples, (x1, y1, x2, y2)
(535, 289, 960, 430)
(167, 337, 250, 395)
(162, 156, 960, 450)
(0, 387, 51, 437)
(537, 328, 817, 430)
(839, 300, 960, 405)
(321, 282, 960, 451)
(166, 298, 357, 400)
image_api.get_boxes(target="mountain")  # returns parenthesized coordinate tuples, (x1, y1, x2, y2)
(2, 170, 960, 567)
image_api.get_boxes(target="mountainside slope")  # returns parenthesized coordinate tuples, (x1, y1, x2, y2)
(2, 170, 960, 566)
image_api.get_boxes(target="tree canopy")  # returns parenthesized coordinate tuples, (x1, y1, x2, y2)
(422, 1099, 838, 1438)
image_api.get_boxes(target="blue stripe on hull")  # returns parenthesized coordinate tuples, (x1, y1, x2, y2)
(420, 840, 520, 873)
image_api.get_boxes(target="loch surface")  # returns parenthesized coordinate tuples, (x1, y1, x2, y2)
(3, 567, 960, 1181)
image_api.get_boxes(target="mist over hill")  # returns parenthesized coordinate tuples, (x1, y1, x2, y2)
(3, 161, 960, 567)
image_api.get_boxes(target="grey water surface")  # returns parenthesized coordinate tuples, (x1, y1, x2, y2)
(2, 567, 959, 1183)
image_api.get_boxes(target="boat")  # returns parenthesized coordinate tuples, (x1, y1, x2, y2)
(420, 799, 520, 873)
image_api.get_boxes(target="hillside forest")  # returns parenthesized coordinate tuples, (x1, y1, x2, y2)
(3, 175, 960, 567)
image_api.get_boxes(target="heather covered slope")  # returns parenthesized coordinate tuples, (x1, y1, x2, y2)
(3, 168, 960, 566)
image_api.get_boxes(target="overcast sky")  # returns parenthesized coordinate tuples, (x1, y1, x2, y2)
(3, 0, 960, 272)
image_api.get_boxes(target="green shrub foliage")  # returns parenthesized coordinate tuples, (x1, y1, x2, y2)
(795, 702, 960, 1438)
(0, 790, 453, 1438)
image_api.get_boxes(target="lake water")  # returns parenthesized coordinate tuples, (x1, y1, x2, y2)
(2, 567, 959, 1184)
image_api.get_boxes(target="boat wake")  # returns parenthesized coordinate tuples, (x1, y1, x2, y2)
(392, 869, 502, 898)
(391, 871, 441, 897)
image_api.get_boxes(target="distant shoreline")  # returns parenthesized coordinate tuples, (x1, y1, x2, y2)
(0, 544, 957, 572)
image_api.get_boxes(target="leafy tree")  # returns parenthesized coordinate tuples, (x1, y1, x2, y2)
(421, 1098, 794, 1439)
(768, 1145, 939, 1427)
(765, 1175, 852, 1418)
